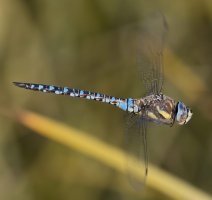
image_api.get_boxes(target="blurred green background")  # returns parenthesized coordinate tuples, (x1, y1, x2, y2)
(1, 0, 212, 199)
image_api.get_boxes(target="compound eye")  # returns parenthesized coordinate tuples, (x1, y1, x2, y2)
(179, 102, 186, 112)
(176, 102, 187, 125)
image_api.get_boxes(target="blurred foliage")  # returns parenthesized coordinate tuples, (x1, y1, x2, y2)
(0, 0, 212, 200)
(12, 110, 212, 200)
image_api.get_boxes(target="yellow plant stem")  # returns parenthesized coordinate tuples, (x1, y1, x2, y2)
(16, 110, 211, 200)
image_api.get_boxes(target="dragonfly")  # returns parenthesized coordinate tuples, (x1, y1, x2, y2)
(13, 14, 193, 185)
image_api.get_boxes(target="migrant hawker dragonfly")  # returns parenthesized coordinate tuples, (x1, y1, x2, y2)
(13, 14, 193, 186)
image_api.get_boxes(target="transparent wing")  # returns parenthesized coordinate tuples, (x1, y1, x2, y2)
(135, 13, 168, 94)
(125, 113, 148, 188)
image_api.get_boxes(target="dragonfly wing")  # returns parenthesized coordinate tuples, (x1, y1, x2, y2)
(135, 13, 168, 94)
(125, 113, 148, 188)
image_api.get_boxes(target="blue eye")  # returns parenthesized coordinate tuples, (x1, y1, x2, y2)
(178, 102, 185, 111)
(176, 101, 188, 125)
(177, 102, 183, 115)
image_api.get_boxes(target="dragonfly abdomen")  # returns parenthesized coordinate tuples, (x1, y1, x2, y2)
(13, 82, 140, 113)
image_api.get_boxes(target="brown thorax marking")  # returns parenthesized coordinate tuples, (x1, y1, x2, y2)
(137, 94, 176, 125)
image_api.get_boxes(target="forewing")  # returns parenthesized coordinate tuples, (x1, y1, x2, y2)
(125, 113, 148, 188)
(135, 13, 168, 94)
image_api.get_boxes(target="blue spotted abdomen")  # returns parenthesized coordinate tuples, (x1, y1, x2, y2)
(13, 82, 140, 113)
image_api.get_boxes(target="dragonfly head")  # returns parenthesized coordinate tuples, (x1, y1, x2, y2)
(175, 101, 193, 125)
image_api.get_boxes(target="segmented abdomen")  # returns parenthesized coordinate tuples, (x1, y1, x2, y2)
(13, 82, 140, 113)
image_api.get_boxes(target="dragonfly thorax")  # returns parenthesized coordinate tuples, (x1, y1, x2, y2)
(140, 94, 177, 125)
